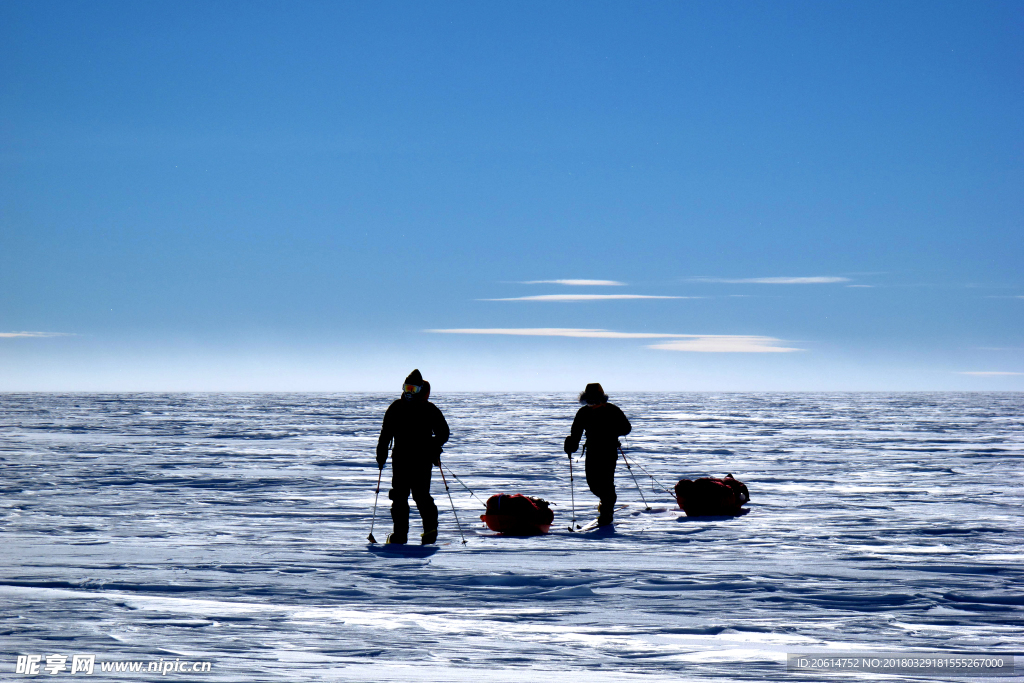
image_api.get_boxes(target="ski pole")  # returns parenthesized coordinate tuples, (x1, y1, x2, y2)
(568, 442, 583, 531)
(367, 467, 383, 543)
(438, 461, 467, 545)
(619, 447, 651, 511)
(442, 463, 487, 509)
(568, 455, 577, 531)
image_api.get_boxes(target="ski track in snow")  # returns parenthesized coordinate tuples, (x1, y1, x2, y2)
(1, 392, 1021, 682)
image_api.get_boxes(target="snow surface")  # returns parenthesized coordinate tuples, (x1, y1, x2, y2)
(1, 392, 1021, 681)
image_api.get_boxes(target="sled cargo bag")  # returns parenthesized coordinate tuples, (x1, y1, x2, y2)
(674, 474, 750, 517)
(481, 494, 555, 535)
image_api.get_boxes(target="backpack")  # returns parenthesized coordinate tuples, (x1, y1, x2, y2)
(674, 474, 749, 516)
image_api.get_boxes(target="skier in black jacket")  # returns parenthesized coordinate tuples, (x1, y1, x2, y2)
(564, 383, 631, 526)
(376, 369, 450, 545)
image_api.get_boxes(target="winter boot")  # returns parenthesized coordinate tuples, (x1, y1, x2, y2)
(420, 529, 438, 545)
(596, 502, 614, 527)
(385, 532, 407, 545)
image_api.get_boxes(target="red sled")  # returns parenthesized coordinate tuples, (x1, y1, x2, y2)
(480, 494, 554, 535)
(675, 474, 750, 517)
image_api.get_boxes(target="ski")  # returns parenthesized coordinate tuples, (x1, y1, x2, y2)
(574, 505, 629, 532)
(366, 543, 445, 558)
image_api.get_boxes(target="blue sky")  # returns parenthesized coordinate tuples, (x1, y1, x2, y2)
(1, 0, 1021, 391)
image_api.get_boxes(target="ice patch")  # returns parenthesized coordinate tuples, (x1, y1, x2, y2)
(3, 392, 1021, 682)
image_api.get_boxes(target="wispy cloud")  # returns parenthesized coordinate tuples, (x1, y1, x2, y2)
(690, 276, 850, 284)
(648, 336, 802, 353)
(523, 279, 626, 286)
(428, 328, 802, 352)
(0, 331, 74, 338)
(956, 371, 1023, 376)
(482, 294, 688, 302)
(430, 328, 672, 339)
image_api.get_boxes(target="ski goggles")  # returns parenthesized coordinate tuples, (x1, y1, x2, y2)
(402, 383, 422, 395)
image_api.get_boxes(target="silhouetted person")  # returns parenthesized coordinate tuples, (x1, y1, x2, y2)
(376, 369, 450, 545)
(564, 383, 631, 526)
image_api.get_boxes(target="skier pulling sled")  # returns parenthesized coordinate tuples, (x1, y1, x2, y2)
(481, 494, 554, 535)
(674, 474, 750, 517)
(563, 383, 632, 528)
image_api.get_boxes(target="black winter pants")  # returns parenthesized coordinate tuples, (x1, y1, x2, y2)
(389, 460, 438, 536)
(585, 448, 617, 511)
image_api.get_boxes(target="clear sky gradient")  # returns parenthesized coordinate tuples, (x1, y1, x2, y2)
(2, 1, 1021, 391)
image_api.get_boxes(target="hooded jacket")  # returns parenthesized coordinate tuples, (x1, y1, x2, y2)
(564, 403, 631, 456)
(376, 398, 450, 467)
